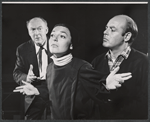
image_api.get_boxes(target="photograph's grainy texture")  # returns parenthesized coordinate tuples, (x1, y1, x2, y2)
(2, 2, 148, 120)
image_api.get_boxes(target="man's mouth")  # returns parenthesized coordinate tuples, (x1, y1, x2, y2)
(103, 37, 108, 42)
(34, 36, 41, 40)
(35, 37, 40, 40)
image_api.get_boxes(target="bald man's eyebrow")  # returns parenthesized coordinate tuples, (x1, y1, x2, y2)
(110, 26, 116, 29)
(105, 26, 117, 31)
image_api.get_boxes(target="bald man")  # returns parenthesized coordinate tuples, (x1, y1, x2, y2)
(92, 15, 148, 119)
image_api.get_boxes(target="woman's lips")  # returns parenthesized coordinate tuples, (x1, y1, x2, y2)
(51, 44, 58, 48)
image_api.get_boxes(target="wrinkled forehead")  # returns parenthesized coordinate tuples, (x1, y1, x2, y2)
(52, 26, 71, 37)
(28, 18, 46, 28)
(107, 16, 127, 30)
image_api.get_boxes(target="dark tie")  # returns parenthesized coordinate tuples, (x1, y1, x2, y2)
(38, 44, 52, 71)
(38, 46, 44, 72)
(44, 49, 52, 64)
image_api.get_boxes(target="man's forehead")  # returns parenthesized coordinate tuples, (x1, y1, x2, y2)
(28, 18, 45, 28)
(107, 16, 126, 28)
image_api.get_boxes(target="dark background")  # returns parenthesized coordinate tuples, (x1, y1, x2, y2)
(2, 4, 148, 119)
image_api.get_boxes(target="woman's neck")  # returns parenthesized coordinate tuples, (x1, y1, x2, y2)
(54, 51, 71, 58)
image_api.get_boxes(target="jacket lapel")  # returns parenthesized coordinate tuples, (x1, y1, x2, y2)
(103, 57, 110, 73)
(46, 37, 53, 64)
(28, 40, 40, 77)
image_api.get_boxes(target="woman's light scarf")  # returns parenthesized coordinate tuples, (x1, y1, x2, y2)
(51, 53, 73, 66)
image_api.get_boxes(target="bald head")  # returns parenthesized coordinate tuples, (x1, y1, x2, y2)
(111, 15, 138, 45)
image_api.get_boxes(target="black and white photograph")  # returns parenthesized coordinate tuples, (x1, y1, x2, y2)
(2, 1, 149, 121)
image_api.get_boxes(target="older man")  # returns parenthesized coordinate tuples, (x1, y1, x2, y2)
(13, 17, 52, 120)
(92, 15, 148, 119)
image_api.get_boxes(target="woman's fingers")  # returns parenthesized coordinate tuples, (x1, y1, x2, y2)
(13, 89, 23, 93)
(115, 83, 121, 87)
(22, 80, 28, 84)
(110, 67, 120, 75)
(115, 75, 132, 85)
(120, 73, 132, 77)
(122, 75, 132, 80)
(115, 73, 132, 81)
(14, 86, 24, 90)
(108, 81, 121, 89)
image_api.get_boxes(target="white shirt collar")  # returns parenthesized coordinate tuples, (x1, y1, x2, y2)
(35, 41, 47, 54)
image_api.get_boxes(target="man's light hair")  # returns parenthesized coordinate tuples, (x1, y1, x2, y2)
(26, 17, 48, 28)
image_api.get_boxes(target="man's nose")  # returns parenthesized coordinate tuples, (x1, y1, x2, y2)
(34, 29, 39, 34)
(104, 28, 109, 35)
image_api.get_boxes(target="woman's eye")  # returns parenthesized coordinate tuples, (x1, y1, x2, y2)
(50, 34, 54, 37)
(60, 35, 66, 39)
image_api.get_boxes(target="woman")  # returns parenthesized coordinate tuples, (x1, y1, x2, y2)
(14, 24, 131, 120)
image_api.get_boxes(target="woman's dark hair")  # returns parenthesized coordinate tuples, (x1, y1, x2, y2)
(53, 23, 79, 49)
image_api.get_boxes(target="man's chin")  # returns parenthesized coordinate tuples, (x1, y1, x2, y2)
(34, 41, 43, 46)
(102, 43, 108, 47)
(35, 42, 41, 44)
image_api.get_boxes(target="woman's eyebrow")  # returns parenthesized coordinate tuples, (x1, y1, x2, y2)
(51, 30, 68, 36)
(60, 31, 68, 35)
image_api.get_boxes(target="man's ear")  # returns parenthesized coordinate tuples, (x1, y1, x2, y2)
(46, 27, 49, 34)
(124, 32, 132, 42)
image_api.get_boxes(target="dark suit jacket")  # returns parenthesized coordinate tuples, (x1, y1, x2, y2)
(13, 39, 52, 114)
(92, 48, 148, 119)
